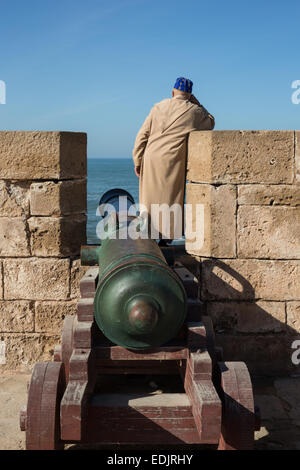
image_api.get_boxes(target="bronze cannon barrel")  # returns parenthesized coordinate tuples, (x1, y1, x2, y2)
(90, 190, 187, 350)
(94, 236, 187, 349)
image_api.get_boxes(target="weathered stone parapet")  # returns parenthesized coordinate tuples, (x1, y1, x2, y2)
(0, 131, 87, 371)
(0, 131, 87, 180)
(1, 179, 87, 218)
(30, 180, 86, 216)
(0, 333, 59, 371)
(238, 184, 300, 206)
(215, 334, 298, 375)
(185, 183, 236, 257)
(28, 215, 86, 257)
(35, 300, 78, 333)
(70, 258, 90, 299)
(3, 258, 70, 300)
(0, 181, 30, 216)
(0, 218, 30, 256)
(296, 131, 300, 183)
(207, 300, 286, 334)
(287, 302, 300, 332)
(200, 259, 300, 301)
(0, 301, 34, 332)
(0, 260, 3, 299)
(186, 130, 300, 374)
(237, 206, 300, 259)
(187, 131, 294, 184)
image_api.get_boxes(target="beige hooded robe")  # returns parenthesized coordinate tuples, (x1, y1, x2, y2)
(132, 95, 214, 238)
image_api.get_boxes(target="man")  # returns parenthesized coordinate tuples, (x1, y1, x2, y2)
(132, 77, 215, 241)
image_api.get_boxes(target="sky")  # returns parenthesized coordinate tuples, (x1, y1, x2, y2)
(0, 0, 299, 158)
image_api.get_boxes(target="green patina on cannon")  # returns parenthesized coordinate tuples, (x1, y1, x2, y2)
(94, 237, 187, 349)
(82, 189, 187, 349)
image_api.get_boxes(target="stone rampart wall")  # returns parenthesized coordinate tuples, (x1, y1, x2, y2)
(1, 130, 299, 375)
(186, 131, 300, 374)
(0, 132, 87, 370)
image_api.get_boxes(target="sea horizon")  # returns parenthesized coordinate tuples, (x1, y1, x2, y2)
(87, 157, 138, 244)
(87, 157, 132, 160)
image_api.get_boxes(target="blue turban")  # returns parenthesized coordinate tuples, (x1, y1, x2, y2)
(174, 77, 193, 93)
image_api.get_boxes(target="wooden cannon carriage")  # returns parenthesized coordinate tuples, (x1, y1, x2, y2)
(20, 190, 260, 450)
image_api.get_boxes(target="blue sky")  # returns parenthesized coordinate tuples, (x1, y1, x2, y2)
(0, 0, 299, 158)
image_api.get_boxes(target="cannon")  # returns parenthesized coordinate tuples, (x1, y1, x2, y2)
(20, 189, 260, 450)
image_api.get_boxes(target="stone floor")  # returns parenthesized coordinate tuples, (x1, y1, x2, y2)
(0, 372, 299, 450)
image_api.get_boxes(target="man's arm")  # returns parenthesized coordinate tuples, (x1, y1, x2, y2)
(190, 94, 215, 130)
(132, 108, 153, 175)
(204, 112, 215, 130)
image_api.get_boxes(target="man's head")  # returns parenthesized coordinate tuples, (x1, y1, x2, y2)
(172, 77, 193, 99)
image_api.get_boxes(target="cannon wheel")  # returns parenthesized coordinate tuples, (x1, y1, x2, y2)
(25, 362, 66, 450)
(217, 361, 255, 450)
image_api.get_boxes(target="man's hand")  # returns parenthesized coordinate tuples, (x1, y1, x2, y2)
(208, 113, 215, 130)
(134, 166, 141, 178)
(190, 94, 201, 107)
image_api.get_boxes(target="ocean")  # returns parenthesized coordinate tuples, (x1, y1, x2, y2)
(87, 158, 139, 244)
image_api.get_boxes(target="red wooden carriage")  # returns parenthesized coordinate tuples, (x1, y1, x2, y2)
(20, 251, 260, 450)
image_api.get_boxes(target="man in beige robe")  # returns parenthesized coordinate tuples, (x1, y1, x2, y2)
(132, 77, 214, 241)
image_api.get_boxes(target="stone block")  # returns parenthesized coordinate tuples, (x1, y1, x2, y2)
(28, 217, 59, 256)
(0, 218, 30, 256)
(30, 179, 86, 216)
(57, 215, 87, 256)
(3, 258, 70, 300)
(70, 258, 90, 299)
(187, 131, 294, 184)
(0, 301, 34, 332)
(0, 181, 30, 216)
(296, 131, 300, 183)
(274, 377, 300, 421)
(237, 206, 300, 259)
(238, 184, 300, 206)
(201, 258, 300, 301)
(0, 333, 59, 371)
(287, 302, 300, 333)
(185, 183, 236, 257)
(28, 215, 86, 257)
(215, 333, 300, 375)
(0, 260, 2, 299)
(0, 131, 87, 180)
(35, 300, 77, 333)
(207, 300, 286, 333)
